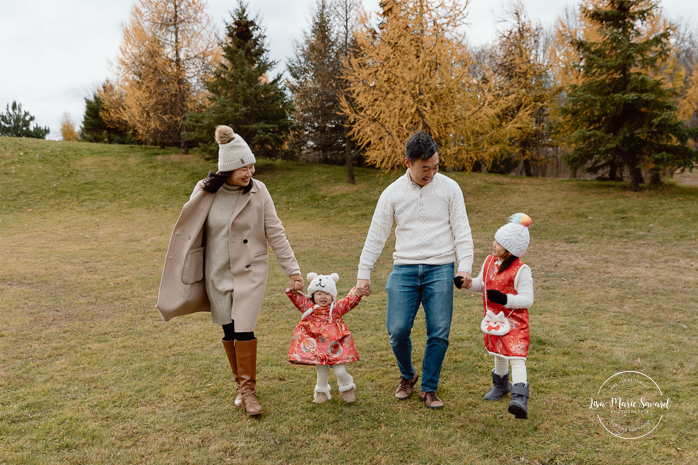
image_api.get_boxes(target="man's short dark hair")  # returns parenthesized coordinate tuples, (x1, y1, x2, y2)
(405, 131, 439, 163)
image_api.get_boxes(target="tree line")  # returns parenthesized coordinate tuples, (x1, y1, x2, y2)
(71, 0, 698, 190)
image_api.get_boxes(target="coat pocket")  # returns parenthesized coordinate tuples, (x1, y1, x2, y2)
(182, 247, 204, 284)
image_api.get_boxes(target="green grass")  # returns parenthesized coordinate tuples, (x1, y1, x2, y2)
(1, 137, 697, 464)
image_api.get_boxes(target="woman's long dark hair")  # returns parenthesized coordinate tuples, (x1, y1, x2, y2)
(497, 255, 518, 274)
(202, 170, 254, 194)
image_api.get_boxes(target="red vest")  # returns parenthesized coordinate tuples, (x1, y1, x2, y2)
(482, 255, 529, 358)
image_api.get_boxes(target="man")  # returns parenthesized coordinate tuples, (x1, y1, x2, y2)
(356, 131, 473, 409)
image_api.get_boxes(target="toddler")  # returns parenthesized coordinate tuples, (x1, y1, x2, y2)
(286, 272, 365, 403)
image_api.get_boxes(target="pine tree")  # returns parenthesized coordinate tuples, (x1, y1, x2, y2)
(186, 1, 293, 159)
(0, 101, 50, 139)
(559, 0, 698, 189)
(287, 0, 345, 164)
(80, 92, 108, 143)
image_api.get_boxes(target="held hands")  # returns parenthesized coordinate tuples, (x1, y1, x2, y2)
(356, 279, 372, 297)
(453, 271, 472, 289)
(290, 274, 304, 292)
(486, 289, 508, 305)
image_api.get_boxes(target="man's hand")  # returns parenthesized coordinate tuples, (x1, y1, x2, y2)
(290, 274, 304, 292)
(356, 279, 372, 297)
(454, 271, 472, 289)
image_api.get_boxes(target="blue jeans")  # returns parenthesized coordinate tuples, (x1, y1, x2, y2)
(385, 263, 454, 393)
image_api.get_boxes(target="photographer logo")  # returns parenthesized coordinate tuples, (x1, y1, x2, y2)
(589, 371, 670, 440)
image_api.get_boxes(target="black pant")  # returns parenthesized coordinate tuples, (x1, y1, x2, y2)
(222, 321, 254, 342)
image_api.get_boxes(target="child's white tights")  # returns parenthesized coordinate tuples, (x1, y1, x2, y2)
(315, 364, 354, 396)
(494, 355, 527, 384)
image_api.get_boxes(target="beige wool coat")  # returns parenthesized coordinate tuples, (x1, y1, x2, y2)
(156, 179, 300, 330)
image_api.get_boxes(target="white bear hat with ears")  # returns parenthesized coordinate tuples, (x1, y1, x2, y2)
(306, 272, 340, 301)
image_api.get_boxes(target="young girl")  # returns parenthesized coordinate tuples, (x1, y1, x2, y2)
(286, 272, 365, 403)
(457, 213, 534, 419)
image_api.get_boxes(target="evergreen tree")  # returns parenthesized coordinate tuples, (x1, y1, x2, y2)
(560, 0, 698, 190)
(80, 91, 133, 144)
(0, 101, 50, 139)
(287, 0, 345, 164)
(186, 1, 293, 159)
(80, 93, 109, 143)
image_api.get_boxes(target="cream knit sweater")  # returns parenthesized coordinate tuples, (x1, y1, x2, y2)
(205, 183, 241, 325)
(358, 171, 473, 280)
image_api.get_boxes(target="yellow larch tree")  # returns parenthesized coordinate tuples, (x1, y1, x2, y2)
(678, 66, 698, 124)
(108, 0, 220, 151)
(340, 0, 489, 170)
(341, 0, 534, 171)
(60, 112, 79, 141)
(486, 1, 553, 175)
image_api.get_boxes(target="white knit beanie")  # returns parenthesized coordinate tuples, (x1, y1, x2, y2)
(215, 125, 256, 172)
(494, 213, 532, 257)
(306, 272, 339, 301)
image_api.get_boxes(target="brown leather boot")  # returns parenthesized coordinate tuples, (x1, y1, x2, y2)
(235, 338, 262, 416)
(221, 340, 243, 407)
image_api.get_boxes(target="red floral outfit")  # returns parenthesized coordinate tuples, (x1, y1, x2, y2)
(286, 287, 361, 365)
(481, 255, 530, 359)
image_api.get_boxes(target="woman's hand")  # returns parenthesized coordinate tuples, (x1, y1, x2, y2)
(290, 274, 304, 292)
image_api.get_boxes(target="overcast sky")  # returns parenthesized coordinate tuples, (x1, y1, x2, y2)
(0, 0, 693, 140)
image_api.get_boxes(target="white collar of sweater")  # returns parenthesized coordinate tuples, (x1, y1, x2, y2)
(404, 169, 446, 190)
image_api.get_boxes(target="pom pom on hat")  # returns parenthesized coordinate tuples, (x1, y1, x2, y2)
(307, 272, 340, 302)
(509, 212, 532, 228)
(216, 125, 256, 172)
(494, 213, 532, 257)
(215, 125, 235, 145)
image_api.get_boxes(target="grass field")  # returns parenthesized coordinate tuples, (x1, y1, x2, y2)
(1, 137, 696, 464)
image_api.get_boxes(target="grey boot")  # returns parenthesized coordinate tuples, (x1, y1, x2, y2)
(508, 383, 529, 419)
(484, 370, 510, 401)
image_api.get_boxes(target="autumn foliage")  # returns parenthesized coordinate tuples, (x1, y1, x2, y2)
(60, 113, 79, 142)
(106, 0, 220, 151)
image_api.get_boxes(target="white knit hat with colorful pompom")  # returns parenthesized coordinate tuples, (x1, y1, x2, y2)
(306, 272, 340, 301)
(494, 213, 532, 257)
(215, 125, 256, 172)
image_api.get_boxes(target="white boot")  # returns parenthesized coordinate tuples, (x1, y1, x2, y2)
(313, 384, 332, 404)
(334, 364, 356, 403)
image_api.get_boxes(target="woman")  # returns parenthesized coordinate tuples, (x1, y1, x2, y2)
(156, 125, 303, 416)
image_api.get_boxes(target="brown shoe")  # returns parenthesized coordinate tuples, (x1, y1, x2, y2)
(240, 388, 262, 415)
(395, 374, 419, 400)
(341, 388, 356, 403)
(420, 391, 444, 409)
(313, 392, 330, 404)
